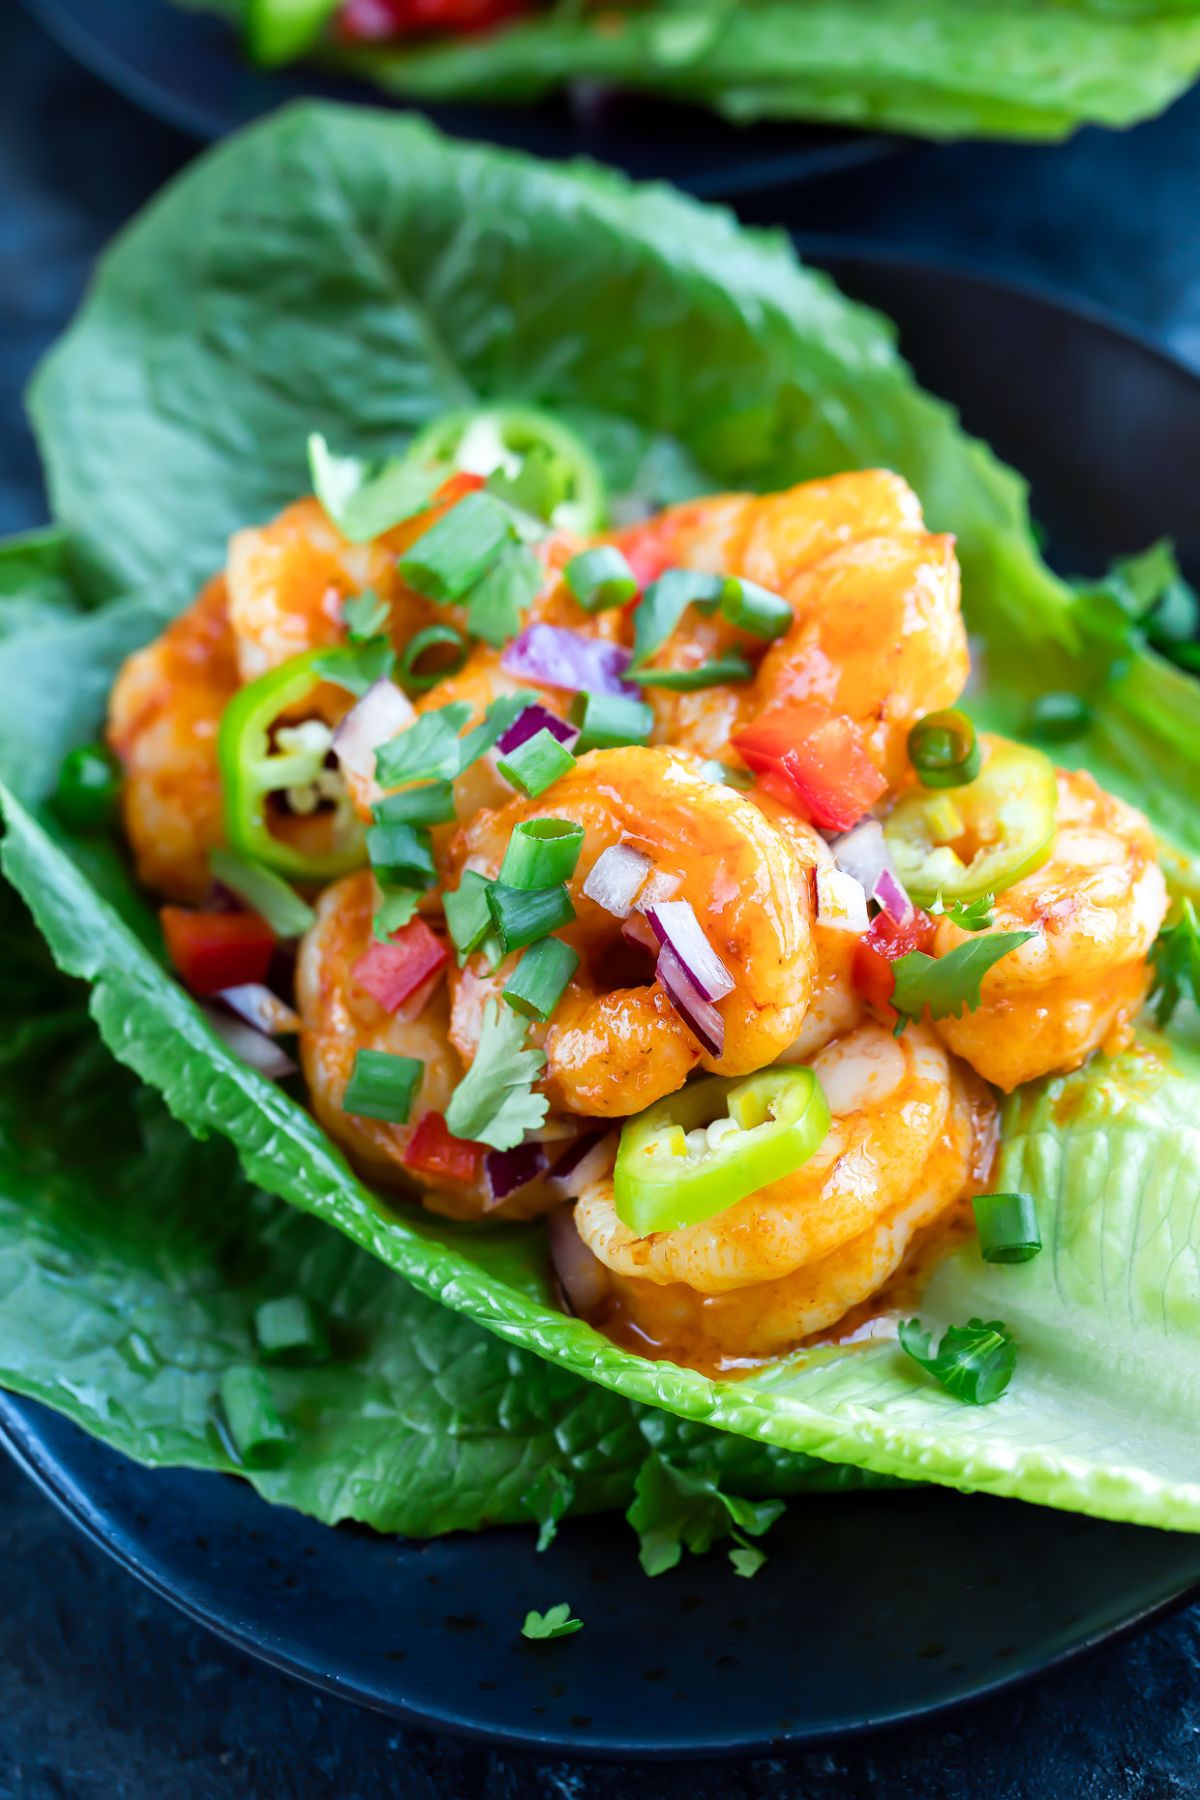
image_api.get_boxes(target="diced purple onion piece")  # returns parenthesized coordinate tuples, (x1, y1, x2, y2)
(828, 819, 889, 894)
(215, 983, 301, 1037)
(656, 944, 725, 1059)
(501, 624, 636, 697)
(495, 702, 578, 757)
(204, 1008, 297, 1081)
(582, 843, 653, 918)
(873, 866, 915, 927)
(620, 909, 659, 955)
(331, 678, 415, 782)
(547, 1206, 610, 1316)
(644, 900, 734, 1002)
(483, 1141, 548, 1209)
(548, 1129, 615, 1199)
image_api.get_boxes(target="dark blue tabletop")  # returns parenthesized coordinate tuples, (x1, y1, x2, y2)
(4, 8, 1200, 1792)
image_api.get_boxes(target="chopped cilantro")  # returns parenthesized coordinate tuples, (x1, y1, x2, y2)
(729, 1544, 767, 1580)
(1073, 539, 1200, 677)
(372, 886, 422, 943)
(311, 637, 395, 698)
(487, 446, 569, 527)
(465, 542, 544, 648)
(899, 1317, 1017, 1405)
(443, 1000, 548, 1150)
(374, 703, 472, 787)
(890, 930, 1035, 1031)
(521, 1603, 583, 1641)
(625, 1454, 783, 1579)
(1150, 900, 1200, 1028)
(342, 588, 391, 643)
(929, 892, 996, 932)
(308, 433, 439, 543)
(523, 1467, 575, 1553)
(631, 568, 724, 666)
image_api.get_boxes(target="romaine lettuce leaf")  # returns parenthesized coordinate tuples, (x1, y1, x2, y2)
(10, 107, 1200, 1530)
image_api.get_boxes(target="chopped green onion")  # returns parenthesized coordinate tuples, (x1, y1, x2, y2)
(54, 742, 123, 831)
(565, 546, 638, 613)
(342, 588, 391, 643)
(219, 1366, 289, 1465)
(399, 490, 515, 603)
(344, 1047, 423, 1122)
(487, 881, 576, 951)
(499, 818, 585, 890)
(466, 542, 544, 648)
(628, 656, 753, 692)
(400, 624, 468, 691)
(366, 822, 437, 889)
(1026, 691, 1091, 743)
(973, 1191, 1042, 1264)
(719, 576, 791, 640)
(503, 936, 580, 1020)
(210, 847, 316, 938)
(445, 870, 496, 961)
(632, 568, 724, 665)
(908, 709, 982, 788)
(568, 691, 654, 753)
(497, 729, 577, 798)
(372, 781, 457, 827)
(253, 1296, 329, 1364)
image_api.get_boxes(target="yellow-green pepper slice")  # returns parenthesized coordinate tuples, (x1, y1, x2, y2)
(613, 1068, 831, 1237)
(884, 737, 1057, 907)
(406, 405, 607, 534)
(218, 648, 367, 882)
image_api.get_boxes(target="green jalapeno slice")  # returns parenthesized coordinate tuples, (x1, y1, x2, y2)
(406, 406, 607, 534)
(884, 737, 1057, 908)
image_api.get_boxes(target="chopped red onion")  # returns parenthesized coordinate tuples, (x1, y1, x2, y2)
(495, 702, 578, 757)
(331, 678, 415, 782)
(502, 624, 636, 697)
(656, 944, 725, 1058)
(203, 1008, 297, 1080)
(548, 1129, 615, 1198)
(582, 843, 652, 918)
(828, 819, 889, 894)
(873, 866, 915, 927)
(547, 1206, 610, 1316)
(644, 900, 734, 1002)
(483, 1142, 548, 1209)
(620, 909, 659, 955)
(815, 866, 870, 935)
(215, 983, 301, 1037)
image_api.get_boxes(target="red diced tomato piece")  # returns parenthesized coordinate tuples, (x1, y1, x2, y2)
(433, 470, 487, 505)
(403, 1111, 480, 1182)
(853, 909, 937, 1014)
(733, 704, 887, 833)
(352, 917, 449, 1013)
(338, 0, 528, 40)
(161, 907, 276, 997)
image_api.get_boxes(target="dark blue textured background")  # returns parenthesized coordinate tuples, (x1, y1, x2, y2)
(4, 8, 1200, 1791)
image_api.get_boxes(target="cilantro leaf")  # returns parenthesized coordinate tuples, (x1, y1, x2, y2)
(522, 1466, 576, 1553)
(929, 891, 996, 931)
(456, 693, 528, 768)
(521, 1603, 583, 1641)
(891, 930, 1035, 1029)
(729, 1543, 767, 1580)
(372, 887, 422, 943)
(625, 1454, 784, 1578)
(308, 433, 439, 543)
(444, 1000, 548, 1150)
(374, 702, 472, 787)
(899, 1317, 1017, 1405)
(342, 588, 391, 643)
(1072, 540, 1199, 674)
(311, 638, 396, 698)
(465, 542, 544, 648)
(1150, 900, 1200, 1028)
(487, 445, 569, 526)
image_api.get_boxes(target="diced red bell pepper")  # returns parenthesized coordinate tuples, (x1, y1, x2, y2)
(403, 1111, 481, 1182)
(853, 908, 937, 1014)
(161, 906, 276, 997)
(433, 470, 487, 506)
(337, 0, 529, 41)
(732, 704, 887, 833)
(353, 917, 449, 1014)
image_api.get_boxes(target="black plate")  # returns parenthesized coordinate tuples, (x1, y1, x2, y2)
(18, 0, 893, 200)
(3, 255, 1200, 1757)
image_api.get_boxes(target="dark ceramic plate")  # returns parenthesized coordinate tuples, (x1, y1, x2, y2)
(2, 256, 1200, 1758)
(18, 0, 893, 199)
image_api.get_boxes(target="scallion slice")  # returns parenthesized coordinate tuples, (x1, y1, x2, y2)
(908, 708, 982, 788)
(499, 817, 585, 890)
(633, 568, 724, 665)
(219, 1366, 289, 1466)
(209, 847, 316, 938)
(372, 781, 457, 827)
(400, 624, 468, 692)
(366, 821, 437, 889)
(628, 655, 753, 692)
(399, 490, 515, 603)
(973, 1191, 1042, 1264)
(497, 729, 577, 798)
(1026, 691, 1092, 744)
(445, 869, 495, 961)
(253, 1296, 329, 1364)
(719, 575, 791, 640)
(487, 881, 576, 951)
(503, 936, 580, 1020)
(343, 1047, 423, 1123)
(565, 546, 638, 613)
(568, 691, 654, 753)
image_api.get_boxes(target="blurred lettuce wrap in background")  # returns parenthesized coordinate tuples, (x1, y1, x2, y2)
(3, 107, 1200, 1541)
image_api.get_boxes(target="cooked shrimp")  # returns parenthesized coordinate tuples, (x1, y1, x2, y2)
(107, 576, 239, 902)
(446, 746, 818, 1117)
(573, 1020, 990, 1361)
(930, 768, 1168, 1091)
(296, 871, 557, 1221)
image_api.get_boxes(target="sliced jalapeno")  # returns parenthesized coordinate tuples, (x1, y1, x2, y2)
(613, 1068, 830, 1237)
(884, 736, 1057, 907)
(406, 406, 607, 534)
(218, 648, 367, 882)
